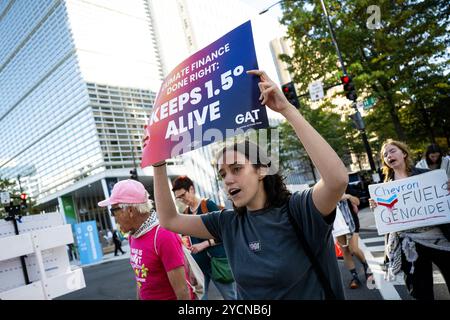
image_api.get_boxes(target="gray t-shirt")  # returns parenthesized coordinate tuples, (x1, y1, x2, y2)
(201, 188, 345, 300)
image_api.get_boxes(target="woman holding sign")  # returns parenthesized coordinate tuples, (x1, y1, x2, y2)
(370, 139, 450, 300)
(152, 70, 348, 299)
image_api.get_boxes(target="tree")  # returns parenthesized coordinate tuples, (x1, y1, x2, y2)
(0, 177, 17, 194)
(278, 99, 354, 180)
(0, 177, 18, 218)
(280, 0, 450, 152)
(0, 177, 39, 218)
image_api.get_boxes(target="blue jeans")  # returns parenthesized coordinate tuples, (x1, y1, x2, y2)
(202, 272, 236, 300)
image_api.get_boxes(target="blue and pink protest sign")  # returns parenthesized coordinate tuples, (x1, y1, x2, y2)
(141, 20, 269, 167)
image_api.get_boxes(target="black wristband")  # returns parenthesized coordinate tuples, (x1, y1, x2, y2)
(153, 161, 167, 168)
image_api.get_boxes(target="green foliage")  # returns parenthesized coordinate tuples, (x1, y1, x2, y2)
(0, 177, 17, 194)
(278, 99, 354, 173)
(279, 0, 450, 158)
(0, 177, 38, 218)
(0, 177, 17, 218)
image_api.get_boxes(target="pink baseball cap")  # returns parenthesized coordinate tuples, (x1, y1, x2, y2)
(98, 179, 148, 207)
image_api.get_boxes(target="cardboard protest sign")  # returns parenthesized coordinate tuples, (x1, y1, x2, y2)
(369, 169, 450, 235)
(141, 20, 269, 167)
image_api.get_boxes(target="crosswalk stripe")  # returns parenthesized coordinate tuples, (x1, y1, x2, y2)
(361, 236, 384, 244)
(434, 271, 445, 284)
(358, 238, 402, 300)
(361, 237, 446, 290)
(366, 245, 385, 252)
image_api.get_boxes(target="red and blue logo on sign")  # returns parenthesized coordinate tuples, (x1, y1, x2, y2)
(376, 194, 398, 209)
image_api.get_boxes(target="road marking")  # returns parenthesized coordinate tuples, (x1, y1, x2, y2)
(434, 271, 445, 284)
(359, 238, 402, 300)
(361, 236, 384, 244)
(365, 245, 385, 252)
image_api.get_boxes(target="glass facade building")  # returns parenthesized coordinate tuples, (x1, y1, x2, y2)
(0, 0, 164, 244)
(149, 0, 287, 206)
(1, 0, 286, 245)
(1, 0, 94, 199)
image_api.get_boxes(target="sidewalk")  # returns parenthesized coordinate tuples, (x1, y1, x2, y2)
(70, 242, 130, 269)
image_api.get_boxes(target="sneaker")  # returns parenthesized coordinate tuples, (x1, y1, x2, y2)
(366, 274, 376, 289)
(349, 277, 361, 289)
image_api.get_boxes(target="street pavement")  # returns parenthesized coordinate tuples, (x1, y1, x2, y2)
(353, 207, 449, 300)
(58, 208, 449, 300)
(58, 249, 223, 300)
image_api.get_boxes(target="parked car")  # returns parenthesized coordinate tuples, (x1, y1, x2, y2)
(346, 171, 372, 208)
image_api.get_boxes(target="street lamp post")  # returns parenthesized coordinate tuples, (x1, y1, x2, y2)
(318, 0, 348, 76)
(130, 144, 139, 181)
(17, 175, 23, 193)
(261, 0, 377, 173)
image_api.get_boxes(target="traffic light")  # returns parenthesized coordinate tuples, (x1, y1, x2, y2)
(281, 82, 300, 108)
(20, 193, 27, 210)
(130, 169, 138, 180)
(341, 75, 357, 101)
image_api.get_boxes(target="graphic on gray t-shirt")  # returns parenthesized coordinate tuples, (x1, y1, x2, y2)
(201, 188, 345, 300)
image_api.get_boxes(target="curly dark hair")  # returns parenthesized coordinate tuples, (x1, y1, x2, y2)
(215, 139, 291, 215)
(172, 175, 194, 192)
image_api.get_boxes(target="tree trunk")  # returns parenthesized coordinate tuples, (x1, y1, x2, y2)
(419, 104, 436, 144)
(388, 105, 407, 142)
(385, 92, 407, 142)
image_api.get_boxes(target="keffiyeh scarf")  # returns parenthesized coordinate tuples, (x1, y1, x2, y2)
(132, 210, 159, 238)
(386, 227, 450, 280)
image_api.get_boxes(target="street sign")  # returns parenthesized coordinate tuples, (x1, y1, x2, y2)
(309, 81, 324, 101)
(363, 96, 377, 110)
(356, 101, 364, 114)
(0, 192, 11, 205)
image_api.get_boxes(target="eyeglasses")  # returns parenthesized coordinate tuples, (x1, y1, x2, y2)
(175, 191, 188, 200)
(110, 207, 122, 217)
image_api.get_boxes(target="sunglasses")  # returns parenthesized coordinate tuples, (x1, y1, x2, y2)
(110, 207, 122, 217)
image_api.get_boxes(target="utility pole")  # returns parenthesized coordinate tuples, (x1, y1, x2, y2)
(261, 0, 377, 173)
(130, 145, 139, 181)
(318, 0, 376, 172)
(17, 174, 23, 193)
(5, 195, 31, 285)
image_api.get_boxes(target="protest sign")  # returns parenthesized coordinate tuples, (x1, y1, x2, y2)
(369, 169, 450, 234)
(141, 20, 269, 167)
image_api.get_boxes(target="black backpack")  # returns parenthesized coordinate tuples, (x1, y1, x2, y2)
(286, 197, 337, 300)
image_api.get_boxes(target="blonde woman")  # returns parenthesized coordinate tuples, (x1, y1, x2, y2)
(370, 139, 450, 300)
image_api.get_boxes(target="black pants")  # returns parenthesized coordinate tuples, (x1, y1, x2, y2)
(114, 240, 124, 255)
(401, 243, 450, 300)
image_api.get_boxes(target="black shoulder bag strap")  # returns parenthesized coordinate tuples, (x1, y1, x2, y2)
(286, 198, 337, 300)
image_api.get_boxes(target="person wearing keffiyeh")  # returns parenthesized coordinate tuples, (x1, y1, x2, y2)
(98, 179, 194, 300)
(369, 140, 450, 300)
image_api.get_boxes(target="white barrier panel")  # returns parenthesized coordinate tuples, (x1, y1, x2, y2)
(0, 213, 85, 299)
(0, 233, 34, 261)
(0, 281, 46, 300)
